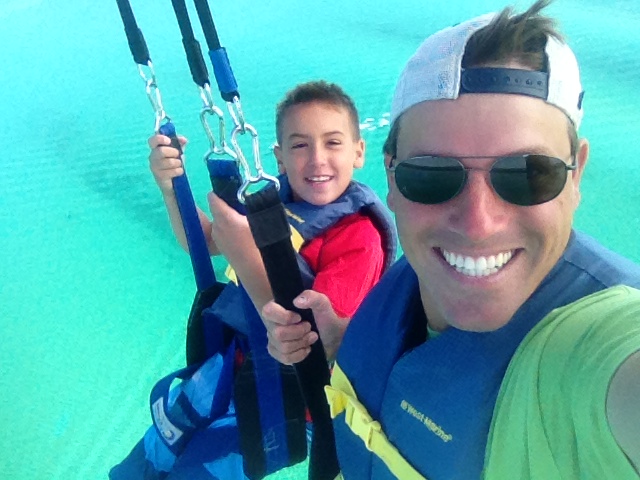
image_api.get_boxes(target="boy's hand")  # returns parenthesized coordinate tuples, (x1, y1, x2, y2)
(261, 290, 348, 365)
(208, 191, 257, 268)
(148, 134, 188, 194)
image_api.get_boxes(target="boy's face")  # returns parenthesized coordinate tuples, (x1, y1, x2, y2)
(274, 101, 364, 205)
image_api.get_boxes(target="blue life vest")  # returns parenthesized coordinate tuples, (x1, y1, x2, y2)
(200, 175, 397, 478)
(206, 174, 397, 341)
(116, 175, 397, 480)
(332, 231, 640, 479)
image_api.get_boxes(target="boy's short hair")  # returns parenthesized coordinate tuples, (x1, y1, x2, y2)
(275, 80, 361, 145)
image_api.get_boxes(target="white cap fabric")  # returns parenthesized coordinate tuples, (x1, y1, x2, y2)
(390, 13, 584, 128)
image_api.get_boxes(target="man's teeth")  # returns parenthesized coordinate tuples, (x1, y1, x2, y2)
(441, 249, 514, 277)
(307, 176, 331, 182)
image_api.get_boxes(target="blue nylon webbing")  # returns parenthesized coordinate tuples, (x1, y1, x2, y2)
(239, 285, 291, 471)
(159, 122, 216, 291)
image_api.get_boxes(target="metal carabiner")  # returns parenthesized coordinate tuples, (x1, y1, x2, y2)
(138, 61, 169, 132)
(198, 83, 216, 111)
(200, 104, 236, 161)
(226, 96, 246, 133)
(197, 83, 237, 161)
(230, 123, 279, 203)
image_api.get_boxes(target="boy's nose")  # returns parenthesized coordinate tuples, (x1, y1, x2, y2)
(309, 145, 328, 165)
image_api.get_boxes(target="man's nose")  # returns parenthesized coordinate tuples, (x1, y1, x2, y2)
(447, 169, 508, 241)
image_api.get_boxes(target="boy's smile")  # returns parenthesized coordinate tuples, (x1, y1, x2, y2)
(274, 101, 365, 205)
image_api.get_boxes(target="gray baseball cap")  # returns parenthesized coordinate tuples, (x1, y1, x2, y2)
(390, 13, 584, 128)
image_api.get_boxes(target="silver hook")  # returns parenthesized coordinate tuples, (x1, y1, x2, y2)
(138, 61, 169, 132)
(226, 96, 246, 133)
(230, 123, 279, 203)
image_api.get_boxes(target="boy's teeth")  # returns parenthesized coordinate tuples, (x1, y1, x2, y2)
(308, 176, 331, 182)
(442, 249, 514, 277)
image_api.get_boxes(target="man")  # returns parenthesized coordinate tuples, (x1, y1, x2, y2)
(262, 1, 640, 478)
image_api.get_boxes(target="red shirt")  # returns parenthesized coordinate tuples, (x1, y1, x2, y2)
(299, 212, 385, 318)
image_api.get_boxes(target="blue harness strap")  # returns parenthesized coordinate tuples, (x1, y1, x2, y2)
(234, 285, 301, 476)
(206, 159, 245, 214)
(159, 122, 216, 292)
(149, 338, 236, 457)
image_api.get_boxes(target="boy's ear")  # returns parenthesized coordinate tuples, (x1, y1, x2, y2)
(273, 144, 286, 175)
(353, 139, 365, 169)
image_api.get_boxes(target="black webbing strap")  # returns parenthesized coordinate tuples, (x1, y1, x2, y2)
(193, 0, 222, 50)
(169, 0, 210, 88)
(245, 185, 340, 480)
(115, 0, 149, 65)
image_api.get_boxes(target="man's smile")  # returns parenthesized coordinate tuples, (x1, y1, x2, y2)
(440, 248, 516, 277)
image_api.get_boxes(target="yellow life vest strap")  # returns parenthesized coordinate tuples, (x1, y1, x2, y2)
(325, 363, 427, 480)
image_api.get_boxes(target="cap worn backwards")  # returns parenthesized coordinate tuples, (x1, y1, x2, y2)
(390, 13, 584, 128)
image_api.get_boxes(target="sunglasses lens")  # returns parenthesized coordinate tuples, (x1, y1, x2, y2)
(394, 157, 465, 204)
(491, 155, 569, 206)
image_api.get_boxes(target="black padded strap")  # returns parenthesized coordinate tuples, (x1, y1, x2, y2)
(245, 185, 340, 480)
(169, 0, 210, 88)
(115, 0, 150, 65)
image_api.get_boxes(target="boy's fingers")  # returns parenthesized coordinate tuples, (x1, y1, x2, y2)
(209, 192, 238, 220)
(149, 157, 184, 177)
(207, 191, 221, 212)
(267, 330, 317, 352)
(293, 290, 335, 316)
(268, 343, 311, 365)
(270, 320, 312, 343)
(261, 300, 301, 326)
(267, 331, 319, 365)
(158, 145, 184, 160)
(148, 134, 169, 148)
(148, 134, 187, 148)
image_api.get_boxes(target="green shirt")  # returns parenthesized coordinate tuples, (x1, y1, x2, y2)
(483, 285, 640, 479)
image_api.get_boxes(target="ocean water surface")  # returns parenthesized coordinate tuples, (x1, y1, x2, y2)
(1, 1, 638, 478)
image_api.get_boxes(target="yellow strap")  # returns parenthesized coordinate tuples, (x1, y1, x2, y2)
(224, 225, 305, 284)
(326, 364, 427, 480)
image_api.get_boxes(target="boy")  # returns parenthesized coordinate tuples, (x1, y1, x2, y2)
(110, 80, 396, 479)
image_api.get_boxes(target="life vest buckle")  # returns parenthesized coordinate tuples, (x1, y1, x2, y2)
(344, 400, 381, 452)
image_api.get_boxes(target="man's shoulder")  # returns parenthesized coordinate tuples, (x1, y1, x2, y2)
(566, 231, 640, 289)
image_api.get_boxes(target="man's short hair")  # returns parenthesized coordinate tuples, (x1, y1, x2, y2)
(383, 0, 579, 158)
(275, 80, 361, 145)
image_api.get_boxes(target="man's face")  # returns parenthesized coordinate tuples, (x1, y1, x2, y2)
(387, 93, 588, 332)
(275, 101, 364, 205)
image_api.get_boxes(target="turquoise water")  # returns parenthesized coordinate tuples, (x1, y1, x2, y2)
(1, 1, 638, 478)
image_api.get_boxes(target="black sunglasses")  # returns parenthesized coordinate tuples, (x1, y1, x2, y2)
(388, 154, 576, 206)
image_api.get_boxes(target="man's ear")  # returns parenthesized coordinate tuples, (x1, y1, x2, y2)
(384, 153, 397, 212)
(353, 139, 365, 169)
(273, 144, 286, 175)
(572, 138, 589, 207)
